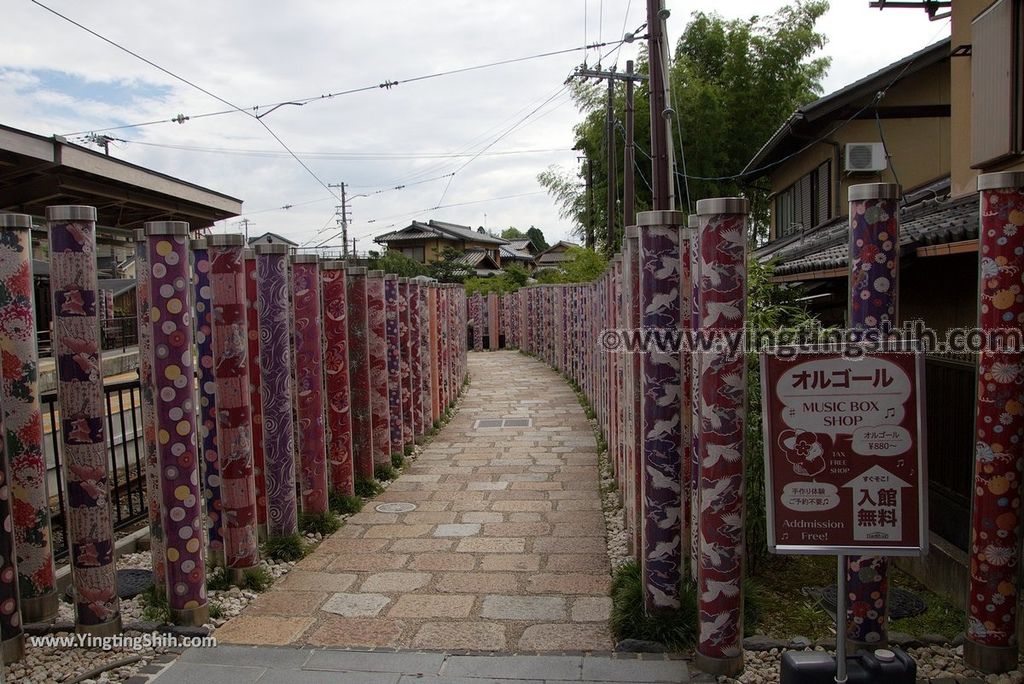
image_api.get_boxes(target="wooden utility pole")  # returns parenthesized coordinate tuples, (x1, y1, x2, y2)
(585, 156, 595, 249)
(328, 182, 350, 258)
(646, 0, 674, 211)
(624, 60, 636, 229)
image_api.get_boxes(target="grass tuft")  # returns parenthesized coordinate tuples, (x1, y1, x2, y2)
(374, 463, 399, 481)
(241, 566, 274, 593)
(299, 510, 342, 536)
(391, 451, 406, 469)
(263, 533, 309, 562)
(208, 602, 224, 620)
(329, 491, 364, 514)
(355, 477, 383, 498)
(139, 583, 171, 623)
(610, 561, 698, 650)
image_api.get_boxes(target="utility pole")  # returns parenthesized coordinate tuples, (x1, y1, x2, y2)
(350, 237, 359, 258)
(328, 182, 350, 258)
(238, 218, 253, 242)
(624, 60, 636, 228)
(579, 65, 645, 252)
(646, 0, 675, 211)
(585, 156, 595, 249)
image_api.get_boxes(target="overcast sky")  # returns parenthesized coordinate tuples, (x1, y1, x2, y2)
(3, 1, 950, 249)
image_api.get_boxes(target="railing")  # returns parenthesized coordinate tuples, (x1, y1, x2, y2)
(38, 316, 139, 358)
(41, 378, 148, 561)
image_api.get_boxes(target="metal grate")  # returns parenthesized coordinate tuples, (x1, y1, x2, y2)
(376, 502, 417, 513)
(472, 418, 533, 429)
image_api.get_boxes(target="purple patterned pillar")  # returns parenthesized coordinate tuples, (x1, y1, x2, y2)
(439, 287, 449, 410)
(244, 251, 268, 538)
(146, 221, 207, 626)
(637, 210, 685, 619)
(399, 279, 414, 447)
(845, 183, 900, 652)
(473, 292, 484, 352)
(191, 239, 223, 564)
(346, 267, 374, 481)
(695, 199, 748, 677)
(206, 235, 259, 579)
(366, 271, 391, 467)
(292, 255, 328, 515)
(385, 275, 404, 458)
(677, 222, 694, 579)
(322, 262, 355, 495)
(966, 172, 1024, 673)
(409, 281, 425, 437)
(688, 214, 701, 580)
(0, 213, 58, 625)
(48, 206, 120, 636)
(255, 244, 298, 536)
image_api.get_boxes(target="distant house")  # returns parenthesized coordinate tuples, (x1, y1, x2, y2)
(454, 249, 502, 277)
(509, 238, 540, 256)
(498, 243, 536, 271)
(248, 232, 298, 249)
(535, 241, 580, 269)
(374, 220, 508, 265)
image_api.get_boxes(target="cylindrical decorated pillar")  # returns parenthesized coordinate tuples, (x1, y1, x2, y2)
(688, 214, 701, 580)
(845, 182, 901, 651)
(322, 262, 355, 495)
(473, 292, 484, 352)
(366, 271, 391, 467)
(409, 280, 425, 437)
(243, 250, 268, 538)
(346, 267, 375, 481)
(399, 279, 414, 447)
(146, 221, 207, 626)
(191, 239, 223, 564)
(0, 214, 58, 625)
(637, 210, 685, 618)
(695, 198, 749, 677)
(48, 206, 120, 636)
(428, 284, 441, 422)
(255, 243, 298, 537)
(965, 172, 1024, 673)
(488, 292, 499, 351)
(385, 275, 404, 458)
(206, 234, 259, 579)
(292, 255, 328, 515)
(624, 225, 643, 560)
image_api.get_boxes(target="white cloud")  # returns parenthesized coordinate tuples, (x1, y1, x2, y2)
(4, 0, 947, 248)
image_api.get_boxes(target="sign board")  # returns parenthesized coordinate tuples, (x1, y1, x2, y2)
(760, 350, 928, 556)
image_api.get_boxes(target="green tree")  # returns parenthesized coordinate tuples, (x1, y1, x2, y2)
(428, 247, 475, 283)
(526, 226, 549, 252)
(463, 263, 531, 295)
(367, 249, 428, 278)
(534, 246, 607, 284)
(501, 227, 526, 240)
(539, 1, 830, 248)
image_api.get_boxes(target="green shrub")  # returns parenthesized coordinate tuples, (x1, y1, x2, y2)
(206, 566, 232, 592)
(208, 602, 224, 620)
(263, 533, 309, 562)
(139, 583, 171, 623)
(355, 477, 383, 498)
(610, 561, 698, 650)
(329, 491, 364, 514)
(241, 566, 273, 593)
(374, 463, 398, 481)
(391, 451, 406, 469)
(299, 510, 342, 536)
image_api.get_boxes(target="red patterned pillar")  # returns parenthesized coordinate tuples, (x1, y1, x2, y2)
(291, 255, 328, 515)
(488, 292, 499, 351)
(48, 206, 120, 636)
(399, 279, 414, 447)
(206, 234, 259, 578)
(346, 267, 374, 481)
(321, 262, 354, 495)
(965, 172, 1024, 673)
(243, 250, 268, 539)
(428, 284, 440, 423)
(408, 280, 425, 437)
(385, 275, 404, 457)
(366, 271, 391, 467)
(695, 199, 748, 676)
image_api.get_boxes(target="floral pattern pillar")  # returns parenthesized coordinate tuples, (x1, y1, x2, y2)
(409, 281, 425, 437)
(429, 285, 441, 422)
(347, 267, 374, 480)
(243, 250, 267, 539)
(322, 262, 355, 495)
(488, 292, 499, 351)
(206, 235, 259, 579)
(399, 279, 415, 447)
(292, 255, 328, 515)
(845, 183, 901, 651)
(472, 292, 484, 352)
(384, 275, 404, 459)
(695, 199, 748, 677)
(48, 206, 120, 636)
(637, 210, 685, 618)
(366, 271, 391, 467)
(688, 214, 701, 580)
(191, 239, 223, 563)
(146, 221, 207, 626)
(965, 172, 1024, 674)
(255, 244, 297, 537)
(0, 214, 57, 624)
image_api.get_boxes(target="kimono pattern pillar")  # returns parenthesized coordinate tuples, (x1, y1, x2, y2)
(366, 271, 391, 467)
(488, 292, 499, 351)
(473, 292, 484, 352)
(135, 229, 166, 593)
(399, 279, 414, 447)
(206, 235, 259, 579)
(624, 225, 643, 560)
(965, 172, 1024, 674)
(191, 239, 223, 563)
(688, 214, 701, 581)
(409, 281, 424, 437)
(429, 285, 441, 422)
(48, 206, 120, 636)
(637, 210, 684, 617)
(695, 198, 749, 677)
(845, 183, 900, 651)
(255, 243, 298, 536)
(322, 262, 355, 495)
(346, 267, 374, 480)
(243, 250, 267, 538)
(292, 255, 328, 515)
(385, 275, 404, 458)
(146, 221, 207, 626)
(0, 214, 57, 624)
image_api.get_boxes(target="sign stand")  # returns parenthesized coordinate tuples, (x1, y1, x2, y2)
(835, 554, 847, 683)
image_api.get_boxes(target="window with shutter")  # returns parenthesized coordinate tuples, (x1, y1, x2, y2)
(971, 0, 1020, 167)
(815, 161, 831, 226)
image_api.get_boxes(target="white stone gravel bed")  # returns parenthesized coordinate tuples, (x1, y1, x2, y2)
(715, 645, 1024, 684)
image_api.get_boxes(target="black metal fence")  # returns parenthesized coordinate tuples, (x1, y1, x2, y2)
(41, 378, 149, 561)
(37, 316, 139, 359)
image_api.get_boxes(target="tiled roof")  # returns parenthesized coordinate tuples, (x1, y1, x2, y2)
(376, 220, 508, 246)
(510, 238, 537, 253)
(499, 244, 533, 261)
(248, 231, 298, 247)
(757, 181, 978, 277)
(453, 249, 500, 269)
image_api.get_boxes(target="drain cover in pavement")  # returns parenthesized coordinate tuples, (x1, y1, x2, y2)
(818, 585, 926, 619)
(65, 569, 154, 602)
(376, 502, 417, 513)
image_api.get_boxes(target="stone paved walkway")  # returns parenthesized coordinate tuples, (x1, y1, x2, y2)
(215, 351, 614, 652)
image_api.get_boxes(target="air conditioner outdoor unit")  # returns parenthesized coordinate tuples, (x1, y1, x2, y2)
(844, 142, 887, 172)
